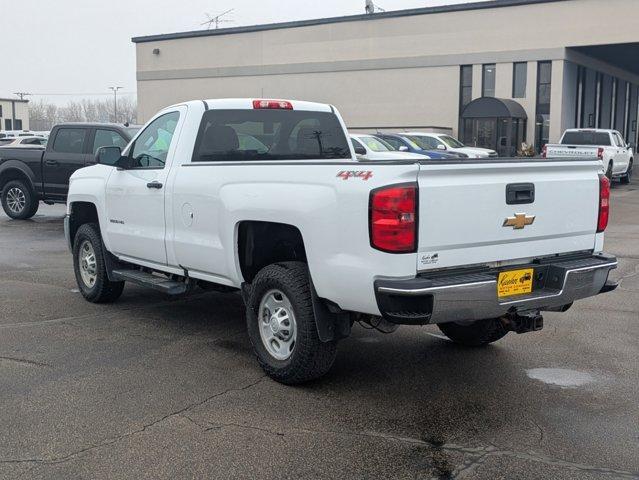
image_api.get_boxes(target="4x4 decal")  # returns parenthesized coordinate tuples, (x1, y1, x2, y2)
(337, 170, 373, 181)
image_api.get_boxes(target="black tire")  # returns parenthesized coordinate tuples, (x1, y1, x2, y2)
(438, 318, 508, 347)
(1, 180, 38, 220)
(72, 223, 124, 303)
(605, 162, 613, 181)
(246, 262, 338, 384)
(620, 159, 632, 185)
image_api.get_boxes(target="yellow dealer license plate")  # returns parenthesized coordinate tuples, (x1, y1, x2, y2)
(498, 268, 534, 298)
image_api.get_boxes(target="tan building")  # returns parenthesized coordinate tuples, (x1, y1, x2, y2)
(0, 98, 29, 132)
(133, 0, 639, 155)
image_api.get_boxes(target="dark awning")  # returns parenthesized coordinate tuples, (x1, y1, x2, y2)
(461, 97, 528, 119)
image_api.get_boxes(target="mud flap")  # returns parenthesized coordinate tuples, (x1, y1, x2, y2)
(310, 281, 351, 342)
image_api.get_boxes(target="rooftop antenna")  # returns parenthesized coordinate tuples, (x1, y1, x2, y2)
(201, 8, 235, 29)
(365, 0, 385, 14)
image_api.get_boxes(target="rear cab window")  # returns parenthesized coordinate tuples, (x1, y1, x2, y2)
(561, 131, 611, 146)
(191, 109, 350, 162)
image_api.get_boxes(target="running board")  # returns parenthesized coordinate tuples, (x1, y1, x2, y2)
(112, 269, 188, 295)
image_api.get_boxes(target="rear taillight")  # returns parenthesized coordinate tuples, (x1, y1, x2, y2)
(541, 145, 547, 158)
(597, 174, 610, 233)
(597, 147, 604, 160)
(252, 99, 293, 110)
(369, 184, 417, 253)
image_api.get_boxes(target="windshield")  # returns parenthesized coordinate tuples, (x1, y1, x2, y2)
(440, 135, 465, 148)
(358, 136, 392, 152)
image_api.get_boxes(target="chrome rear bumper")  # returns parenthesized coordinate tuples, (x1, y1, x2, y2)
(374, 254, 618, 325)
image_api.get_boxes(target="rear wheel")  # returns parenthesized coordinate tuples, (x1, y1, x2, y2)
(73, 223, 124, 303)
(438, 318, 508, 347)
(246, 262, 338, 384)
(1, 180, 38, 220)
(620, 159, 633, 185)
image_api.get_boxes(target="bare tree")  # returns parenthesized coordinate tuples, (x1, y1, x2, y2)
(28, 97, 138, 130)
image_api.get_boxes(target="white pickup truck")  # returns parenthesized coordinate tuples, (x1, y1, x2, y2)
(65, 99, 618, 384)
(544, 129, 633, 184)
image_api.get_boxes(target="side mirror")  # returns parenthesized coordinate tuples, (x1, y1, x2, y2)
(354, 145, 367, 155)
(398, 145, 409, 152)
(437, 144, 447, 150)
(96, 146, 126, 168)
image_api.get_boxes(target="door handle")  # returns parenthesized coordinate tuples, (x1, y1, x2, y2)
(44, 159, 58, 166)
(146, 181, 163, 189)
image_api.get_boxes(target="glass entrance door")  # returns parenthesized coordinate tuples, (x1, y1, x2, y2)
(475, 118, 497, 150)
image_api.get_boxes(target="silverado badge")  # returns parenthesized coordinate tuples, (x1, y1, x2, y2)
(503, 213, 535, 230)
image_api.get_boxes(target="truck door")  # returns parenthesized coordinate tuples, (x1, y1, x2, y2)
(612, 132, 630, 174)
(43, 127, 90, 200)
(104, 107, 186, 266)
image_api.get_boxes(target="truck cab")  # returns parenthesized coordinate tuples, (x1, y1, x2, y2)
(0, 123, 140, 219)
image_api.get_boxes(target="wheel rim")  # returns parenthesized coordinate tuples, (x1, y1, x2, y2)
(258, 289, 297, 361)
(6, 187, 26, 214)
(78, 240, 98, 288)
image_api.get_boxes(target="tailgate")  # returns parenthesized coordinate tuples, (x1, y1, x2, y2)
(416, 159, 601, 271)
(546, 144, 599, 158)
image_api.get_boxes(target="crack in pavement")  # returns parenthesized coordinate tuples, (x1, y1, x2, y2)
(0, 375, 266, 468)
(0, 356, 52, 368)
(173, 420, 639, 479)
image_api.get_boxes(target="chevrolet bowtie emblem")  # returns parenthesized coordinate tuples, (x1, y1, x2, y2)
(503, 213, 536, 229)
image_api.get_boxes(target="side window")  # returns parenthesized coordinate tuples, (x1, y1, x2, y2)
(383, 137, 401, 149)
(93, 129, 128, 155)
(351, 138, 365, 151)
(615, 133, 626, 148)
(52, 129, 87, 154)
(130, 112, 180, 169)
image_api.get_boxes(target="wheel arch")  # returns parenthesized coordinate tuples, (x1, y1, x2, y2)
(0, 163, 37, 195)
(68, 201, 99, 249)
(237, 220, 307, 284)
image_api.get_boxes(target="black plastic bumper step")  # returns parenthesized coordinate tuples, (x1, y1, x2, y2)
(112, 269, 187, 295)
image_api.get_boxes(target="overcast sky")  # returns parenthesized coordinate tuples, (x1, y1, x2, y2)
(0, 0, 473, 105)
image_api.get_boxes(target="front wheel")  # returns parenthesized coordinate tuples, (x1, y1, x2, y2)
(438, 318, 508, 347)
(620, 160, 633, 185)
(1, 180, 39, 220)
(73, 223, 124, 303)
(246, 262, 338, 384)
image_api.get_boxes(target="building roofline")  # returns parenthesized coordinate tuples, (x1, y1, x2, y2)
(132, 0, 569, 44)
(0, 98, 29, 103)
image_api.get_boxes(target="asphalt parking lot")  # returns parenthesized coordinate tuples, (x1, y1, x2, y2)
(0, 181, 638, 480)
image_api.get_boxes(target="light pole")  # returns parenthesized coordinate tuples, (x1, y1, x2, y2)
(109, 87, 123, 122)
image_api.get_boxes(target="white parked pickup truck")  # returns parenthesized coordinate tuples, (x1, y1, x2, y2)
(65, 98, 618, 384)
(544, 129, 633, 184)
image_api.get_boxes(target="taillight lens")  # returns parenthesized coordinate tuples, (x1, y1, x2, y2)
(597, 174, 610, 233)
(541, 145, 547, 158)
(252, 99, 293, 110)
(370, 184, 417, 253)
(597, 147, 604, 160)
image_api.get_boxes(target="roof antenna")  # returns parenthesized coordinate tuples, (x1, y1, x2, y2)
(201, 8, 235, 29)
(365, 0, 385, 14)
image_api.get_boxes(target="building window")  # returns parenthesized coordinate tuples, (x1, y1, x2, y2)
(482, 64, 496, 97)
(512, 62, 527, 98)
(0, 105, 3, 117)
(459, 65, 473, 113)
(14, 119, 22, 130)
(4, 119, 11, 130)
(535, 61, 552, 153)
